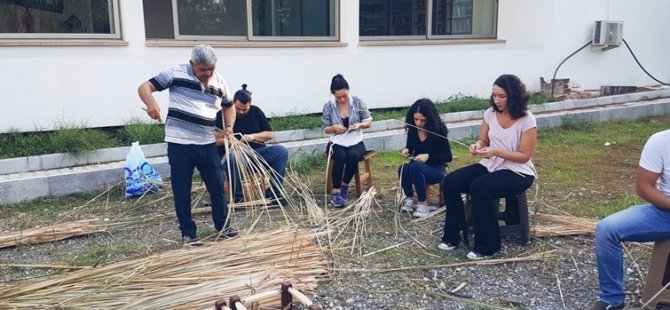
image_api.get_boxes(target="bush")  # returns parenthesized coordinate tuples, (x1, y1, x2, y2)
(117, 118, 164, 145)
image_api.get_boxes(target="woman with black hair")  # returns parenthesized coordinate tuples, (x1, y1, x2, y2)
(439, 74, 537, 260)
(399, 98, 452, 218)
(321, 74, 372, 208)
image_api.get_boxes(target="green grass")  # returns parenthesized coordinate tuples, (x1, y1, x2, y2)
(0, 93, 554, 159)
(117, 118, 164, 145)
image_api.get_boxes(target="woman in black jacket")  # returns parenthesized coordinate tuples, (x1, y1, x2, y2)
(399, 98, 452, 217)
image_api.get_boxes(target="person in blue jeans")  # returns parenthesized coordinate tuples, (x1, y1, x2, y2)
(215, 84, 288, 203)
(137, 44, 238, 243)
(398, 98, 452, 218)
(590, 129, 670, 310)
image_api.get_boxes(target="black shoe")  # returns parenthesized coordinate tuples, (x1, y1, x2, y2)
(218, 227, 239, 239)
(589, 300, 624, 310)
(182, 235, 202, 246)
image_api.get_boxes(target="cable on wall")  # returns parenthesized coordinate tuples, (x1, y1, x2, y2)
(622, 38, 670, 86)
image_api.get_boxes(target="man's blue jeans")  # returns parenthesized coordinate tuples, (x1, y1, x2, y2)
(398, 161, 446, 202)
(168, 143, 228, 238)
(595, 204, 670, 305)
(225, 145, 289, 202)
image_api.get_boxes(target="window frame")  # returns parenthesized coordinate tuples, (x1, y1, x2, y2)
(171, 0, 340, 42)
(0, 0, 122, 40)
(360, 0, 497, 41)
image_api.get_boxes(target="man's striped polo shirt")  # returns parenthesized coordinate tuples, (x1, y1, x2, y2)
(149, 64, 233, 145)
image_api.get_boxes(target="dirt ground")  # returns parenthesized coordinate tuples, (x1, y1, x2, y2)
(1, 115, 670, 309)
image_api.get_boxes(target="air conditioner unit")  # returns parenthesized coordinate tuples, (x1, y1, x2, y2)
(592, 20, 623, 51)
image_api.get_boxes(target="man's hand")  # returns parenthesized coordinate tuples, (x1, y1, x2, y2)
(224, 126, 234, 137)
(401, 148, 410, 158)
(242, 134, 256, 142)
(144, 103, 162, 123)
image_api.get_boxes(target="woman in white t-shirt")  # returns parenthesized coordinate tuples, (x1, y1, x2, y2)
(438, 74, 537, 260)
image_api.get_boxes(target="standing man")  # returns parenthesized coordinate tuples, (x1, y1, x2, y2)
(590, 128, 670, 310)
(138, 44, 238, 243)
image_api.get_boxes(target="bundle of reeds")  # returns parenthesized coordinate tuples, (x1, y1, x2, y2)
(0, 229, 328, 309)
(285, 167, 326, 226)
(222, 136, 297, 210)
(532, 213, 597, 237)
(328, 187, 379, 255)
(0, 219, 105, 249)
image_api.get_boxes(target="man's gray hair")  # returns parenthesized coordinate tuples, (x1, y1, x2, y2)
(191, 44, 217, 65)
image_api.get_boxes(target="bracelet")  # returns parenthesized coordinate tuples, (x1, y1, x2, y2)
(225, 125, 232, 129)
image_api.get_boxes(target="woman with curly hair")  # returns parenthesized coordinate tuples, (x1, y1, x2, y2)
(398, 98, 453, 217)
(439, 74, 537, 260)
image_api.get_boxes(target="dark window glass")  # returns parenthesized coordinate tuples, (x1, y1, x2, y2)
(0, 0, 116, 34)
(252, 0, 334, 37)
(432, 0, 473, 35)
(176, 0, 247, 37)
(143, 0, 174, 39)
(360, 0, 426, 36)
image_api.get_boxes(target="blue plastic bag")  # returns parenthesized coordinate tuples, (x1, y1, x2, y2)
(124, 142, 162, 197)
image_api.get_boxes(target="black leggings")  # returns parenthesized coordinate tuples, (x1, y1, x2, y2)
(441, 163, 534, 256)
(327, 142, 366, 190)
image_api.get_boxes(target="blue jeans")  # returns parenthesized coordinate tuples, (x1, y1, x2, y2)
(167, 143, 228, 238)
(595, 204, 670, 305)
(225, 145, 289, 201)
(398, 161, 446, 202)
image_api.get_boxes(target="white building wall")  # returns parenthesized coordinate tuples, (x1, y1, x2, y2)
(0, 0, 668, 132)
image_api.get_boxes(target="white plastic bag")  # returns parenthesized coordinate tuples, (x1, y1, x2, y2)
(124, 141, 162, 197)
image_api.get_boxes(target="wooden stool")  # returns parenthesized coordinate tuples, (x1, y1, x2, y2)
(425, 180, 445, 206)
(324, 150, 376, 197)
(641, 239, 670, 309)
(464, 191, 529, 245)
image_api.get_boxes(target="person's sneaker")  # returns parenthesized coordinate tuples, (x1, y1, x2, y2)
(466, 251, 492, 260)
(218, 227, 239, 239)
(340, 185, 349, 200)
(330, 193, 345, 208)
(412, 203, 430, 218)
(589, 300, 624, 310)
(182, 235, 202, 246)
(399, 198, 414, 213)
(437, 242, 458, 251)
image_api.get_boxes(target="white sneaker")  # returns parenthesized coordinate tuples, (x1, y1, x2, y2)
(437, 242, 457, 251)
(399, 198, 414, 213)
(466, 251, 492, 260)
(412, 203, 430, 218)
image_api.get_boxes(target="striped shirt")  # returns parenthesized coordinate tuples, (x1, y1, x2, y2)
(149, 64, 233, 145)
(321, 95, 372, 147)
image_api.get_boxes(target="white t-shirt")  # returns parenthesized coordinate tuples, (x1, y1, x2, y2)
(479, 108, 538, 177)
(639, 129, 670, 197)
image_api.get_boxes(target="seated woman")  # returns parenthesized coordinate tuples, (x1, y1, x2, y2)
(399, 98, 452, 218)
(321, 74, 372, 208)
(439, 74, 537, 260)
(215, 84, 289, 203)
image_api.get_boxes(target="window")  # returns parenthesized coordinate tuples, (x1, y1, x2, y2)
(0, 0, 121, 39)
(144, 0, 338, 41)
(360, 0, 496, 40)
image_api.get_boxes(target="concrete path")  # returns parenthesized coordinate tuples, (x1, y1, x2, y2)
(1, 89, 669, 205)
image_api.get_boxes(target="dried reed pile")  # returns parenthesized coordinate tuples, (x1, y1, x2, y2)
(284, 167, 326, 227)
(532, 213, 598, 237)
(0, 229, 328, 309)
(328, 187, 379, 255)
(0, 219, 105, 249)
